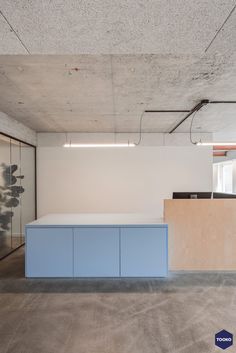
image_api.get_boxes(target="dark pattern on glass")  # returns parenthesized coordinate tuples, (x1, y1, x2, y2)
(0, 164, 24, 231)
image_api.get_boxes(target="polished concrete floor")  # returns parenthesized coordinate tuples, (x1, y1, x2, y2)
(0, 235, 24, 259)
(0, 248, 236, 353)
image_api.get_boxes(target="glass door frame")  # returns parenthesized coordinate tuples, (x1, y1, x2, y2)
(0, 130, 36, 260)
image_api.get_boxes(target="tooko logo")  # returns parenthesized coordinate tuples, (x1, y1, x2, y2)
(215, 330, 233, 350)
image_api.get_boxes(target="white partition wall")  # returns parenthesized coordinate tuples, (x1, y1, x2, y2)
(37, 146, 212, 218)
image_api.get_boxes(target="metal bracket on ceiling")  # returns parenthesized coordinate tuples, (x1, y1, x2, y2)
(145, 110, 190, 113)
(168, 100, 236, 134)
(169, 100, 209, 134)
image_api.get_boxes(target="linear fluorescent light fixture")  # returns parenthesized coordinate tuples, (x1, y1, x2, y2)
(64, 143, 136, 148)
(197, 142, 236, 146)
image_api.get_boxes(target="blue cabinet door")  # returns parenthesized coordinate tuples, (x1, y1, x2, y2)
(26, 227, 73, 277)
(120, 227, 168, 277)
(74, 227, 120, 277)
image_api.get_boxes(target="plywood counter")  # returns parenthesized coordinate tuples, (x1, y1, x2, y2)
(164, 199, 236, 270)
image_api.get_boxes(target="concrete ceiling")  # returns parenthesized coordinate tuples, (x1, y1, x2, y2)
(0, 1, 236, 134)
(0, 54, 236, 133)
(0, 0, 236, 55)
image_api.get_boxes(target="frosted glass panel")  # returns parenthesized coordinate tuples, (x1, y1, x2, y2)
(0, 135, 12, 258)
(0, 134, 35, 258)
(11, 140, 22, 248)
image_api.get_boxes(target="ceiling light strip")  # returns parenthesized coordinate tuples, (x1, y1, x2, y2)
(197, 142, 236, 146)
(64, 143, 135, 148)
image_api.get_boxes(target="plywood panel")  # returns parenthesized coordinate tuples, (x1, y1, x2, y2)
(164, 199, 236, 270)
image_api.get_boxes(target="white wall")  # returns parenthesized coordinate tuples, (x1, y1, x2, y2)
(37, 146, 213, 218)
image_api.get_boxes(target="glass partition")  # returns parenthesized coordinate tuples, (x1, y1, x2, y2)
(0, 133, 35, 259)
(21, 142, 35, 241)
(0, 135, 12, 258)
(11, 139, 22, 249)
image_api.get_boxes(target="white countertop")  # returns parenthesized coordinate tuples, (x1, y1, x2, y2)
(27, 213, 167, 227)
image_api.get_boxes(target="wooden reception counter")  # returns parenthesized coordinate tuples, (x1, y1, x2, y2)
(164, 199, 236, 271)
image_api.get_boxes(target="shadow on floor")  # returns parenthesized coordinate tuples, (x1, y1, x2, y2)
(1, 247, 236, 294)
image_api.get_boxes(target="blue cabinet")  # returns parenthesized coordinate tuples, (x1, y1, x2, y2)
(26, 227, 73, 277)
(120, 227, 168, 277)
(26, 224, 168, 278)
(74, 227, 120, 277)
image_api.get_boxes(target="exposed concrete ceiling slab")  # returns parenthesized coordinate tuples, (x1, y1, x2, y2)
(0, 15, 26, 54)
(0, 0, 235, 54)
(115, 112, 187, 133)
(176, 103, 236, 133)
(206, 4, 236, 54)
(111, 54, 236, 113)
(0, 54, 236, 133)
(0, 55, 114, 132)
(1, 2, 236, 135)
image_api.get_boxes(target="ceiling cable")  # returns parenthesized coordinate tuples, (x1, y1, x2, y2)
(189, 110, 199, 145)
(136, 109, 202, 146)
(135, 111, 145, 146)
(189, 104, 208, 145)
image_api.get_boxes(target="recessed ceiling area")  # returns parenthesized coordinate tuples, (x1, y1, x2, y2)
(0, 54, 236, 133)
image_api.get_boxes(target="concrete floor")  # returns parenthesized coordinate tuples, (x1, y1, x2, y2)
(0, 248, 236, 353)
(0, 235, 24, 259)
